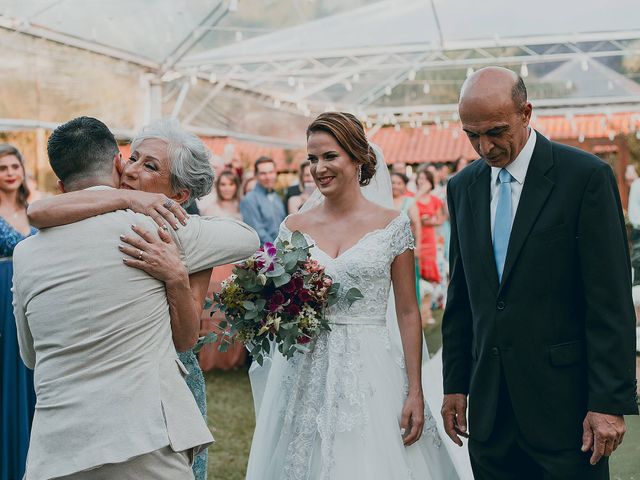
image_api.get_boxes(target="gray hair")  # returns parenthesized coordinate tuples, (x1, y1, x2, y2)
(131, 118, 214, 205)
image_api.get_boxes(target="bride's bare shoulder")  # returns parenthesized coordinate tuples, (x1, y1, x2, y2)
(363, 202, 402, 226)
(284, 206, 323, 232)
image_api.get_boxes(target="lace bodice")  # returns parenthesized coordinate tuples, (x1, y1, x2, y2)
(278, 212, 414, 320)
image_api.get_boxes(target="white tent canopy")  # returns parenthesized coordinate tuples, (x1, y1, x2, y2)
(1, 0, 639, 144)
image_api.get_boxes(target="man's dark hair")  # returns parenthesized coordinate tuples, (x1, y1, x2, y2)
(47, 116, 119, 186)
(511, 76, 528, 111)
(254, 156, 276, 175)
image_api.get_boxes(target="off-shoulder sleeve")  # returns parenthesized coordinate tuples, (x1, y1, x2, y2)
(276, 219, 291, 243)
(390, 213, 415, 258)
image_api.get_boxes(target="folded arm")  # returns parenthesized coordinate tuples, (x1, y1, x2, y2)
(28, 189, 187, 230)
(176, 216, 260, 273)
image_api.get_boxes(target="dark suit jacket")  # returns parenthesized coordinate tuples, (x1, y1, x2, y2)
(442, 131, 638, 450)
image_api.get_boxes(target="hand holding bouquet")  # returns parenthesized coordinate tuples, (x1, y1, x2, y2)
(205, 232, 362, 365)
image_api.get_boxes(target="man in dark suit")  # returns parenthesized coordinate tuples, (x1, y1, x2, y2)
(441, 67, 638, 479)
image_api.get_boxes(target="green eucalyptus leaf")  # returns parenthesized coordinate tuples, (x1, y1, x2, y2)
(345, 287, 364, 306)
(265, 264, 285, 278)
(290, 231, 307, 248)
(242, 300, 255, 310)
(272, 272, 292, 288)
(245, 283, 264, 293)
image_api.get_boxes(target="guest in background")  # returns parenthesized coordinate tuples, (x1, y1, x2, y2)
(198, 170, 247, 371)
(391, 172, 414, 212)
(627, 165, 640, 284)
(409, 166, 445, 326)
(0, 144, 37, 480)
(200, 171, 242, 219)
(392, 171, 421, 305)
(240, 156, 285, 245)
(242, 176, 257, 196)
(287, 161, 315, 213)
(454, 156, 469, 174)
(225, 157, 244, 181)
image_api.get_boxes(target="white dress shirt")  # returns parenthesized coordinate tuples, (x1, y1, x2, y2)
(628, 178, 640, 228)
(490, 128, 537, 238)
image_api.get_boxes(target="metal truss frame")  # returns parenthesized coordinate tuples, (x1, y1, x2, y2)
(175, 29, 640, 124)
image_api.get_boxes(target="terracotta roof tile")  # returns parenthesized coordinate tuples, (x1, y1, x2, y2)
(119, 112, 640, 168)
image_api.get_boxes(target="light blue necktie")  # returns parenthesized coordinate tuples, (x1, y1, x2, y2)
(493, 168, 514, 283)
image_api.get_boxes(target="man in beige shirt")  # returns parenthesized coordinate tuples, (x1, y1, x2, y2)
(13, 117, 259, 479)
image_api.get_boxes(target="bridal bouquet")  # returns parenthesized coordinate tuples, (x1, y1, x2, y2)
(204, 232, 362, 365)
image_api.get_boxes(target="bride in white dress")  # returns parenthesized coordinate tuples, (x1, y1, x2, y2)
(246, 112, 465, 480)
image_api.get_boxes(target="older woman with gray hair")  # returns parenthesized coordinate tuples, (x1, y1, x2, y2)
(28, 118, 231, 480)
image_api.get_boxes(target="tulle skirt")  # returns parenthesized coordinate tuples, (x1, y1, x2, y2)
(246, 321, 459, 480)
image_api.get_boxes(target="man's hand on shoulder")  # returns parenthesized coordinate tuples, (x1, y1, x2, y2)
(581, 411, 626, 465)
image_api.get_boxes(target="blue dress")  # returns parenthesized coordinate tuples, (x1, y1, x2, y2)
(0, 216, 37, 480)
(178, 349, 208, 480)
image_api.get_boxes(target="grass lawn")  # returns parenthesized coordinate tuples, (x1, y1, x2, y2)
(204, 311, 640, 479)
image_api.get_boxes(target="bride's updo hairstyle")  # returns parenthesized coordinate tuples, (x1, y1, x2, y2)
(306, 112, 377, 186)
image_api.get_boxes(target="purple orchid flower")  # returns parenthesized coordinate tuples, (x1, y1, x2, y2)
(255, 242, 278, 274)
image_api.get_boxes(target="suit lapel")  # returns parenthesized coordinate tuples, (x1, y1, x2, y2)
(499, 132, 555, 291)
(467, 162, 500, 292)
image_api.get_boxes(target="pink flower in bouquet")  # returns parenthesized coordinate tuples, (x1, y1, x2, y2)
(255, 242, 278, 273)
(304, 259, 324, 275)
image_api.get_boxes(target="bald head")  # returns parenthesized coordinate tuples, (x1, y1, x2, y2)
(460, 67, 526, 111)
(458, 67, 532, 169)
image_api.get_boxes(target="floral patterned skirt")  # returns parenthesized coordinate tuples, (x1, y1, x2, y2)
(178, 349, 208, 480)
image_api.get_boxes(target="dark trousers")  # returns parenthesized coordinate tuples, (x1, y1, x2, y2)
(469, 372, 609, 480)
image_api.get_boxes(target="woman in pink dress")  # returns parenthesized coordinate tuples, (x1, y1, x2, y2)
(198, 171, 248, 371)
(409, 166, 444, 326)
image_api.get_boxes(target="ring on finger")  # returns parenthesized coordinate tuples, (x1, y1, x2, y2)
(138, 249, 144, 260)
(163, 199, 175, 209)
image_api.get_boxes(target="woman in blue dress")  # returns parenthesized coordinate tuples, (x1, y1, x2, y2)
(0, 144, 37, 480)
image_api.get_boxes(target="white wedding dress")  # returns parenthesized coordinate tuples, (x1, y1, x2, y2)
(245, 212, 460, 480)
